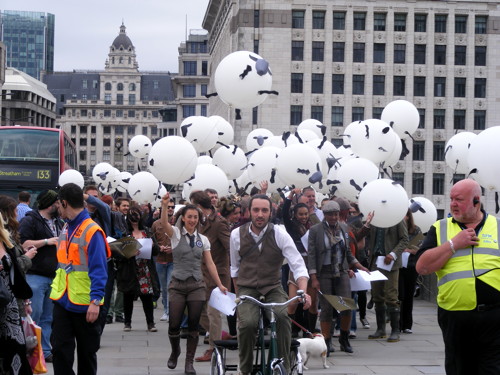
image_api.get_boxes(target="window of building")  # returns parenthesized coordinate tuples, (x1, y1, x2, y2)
(182, 105, 195, 118)
(435, 45, 446, 65)
(201, 105, 207, 117)
(412, 173, 425, 194)
(353, 75, 365, 95)
(312, 41, 325, 61)
(292, 10, 305, 29)
(116, 109, 123, 117)
(313, 11, 325, 29)
(374, 13, 386, 31)
(102, 126, 110, 134)
(79, 138, 87, 146)
(332, 74, 344, 94)
(433, 174, 445, 195)
(254, 10, 260, 28)
(127, 126, 136, 135)
(474, 110, 486, 130)
(372, 107, 384, 119)
(373, 75, 385, 95)
(105, 82, 111, 90)
(91, 138, 96, 146)
(82, 80, 88, 89)
(183, 61, 197, 75)
(117, 83, 123, 91)
(104, 109, 111, 117)
(332, 106, 344, 126)
(353, 12, 366, 30)
(201, 84, 207, 97)
(435, 77, 446, 97)
(393, 76, 406, 96)
(454, 78, 466, 97)
(414, 45, 426, 64)
(433, 141, 445, 161)
(153, 81, 159, 89)
(183, 85, 196, 98)
(116, 94, 123, 105)
(103, 139, 111, 147)
(453, 174, 466, 185)
(129, 83, 136, 91)
(352, 107, 364, 122)
(475, 46, 486, 66)
(201, 61, 208, 76)
(79, 151, 86, 161)
(291, 105, 303, 125)
(414, 76, 426, 96)
(82, 94, 87, 101)
(252, 107, 258, 125)
(332, 42, 344, 62)
(435, 14, 447, 33)
(393, 172, 405, 187)
(128, 110, 135, 118)
(394, 13, 407, 31)
(455, 15, 468, 33)
(455, 46, 466, 65)
(475, 78, 486, 98)
(311, 74, 324, 94)
(353, 43, 365, 63)
(254, 39, 259, 54)
(79, 125, 87, 133)
(331, 139, 343, 148)
(454, 109, 466, 129)
(413, 141, 425, 161)
(291, 41, 304, 61)
(128, 94, 135, 105)
(333, 12, 346, 30)
(291, 73, 303, 93)
(394, 44, 406, 64)
(104, 93, 111, 104)
(415, 14, 427, 32)
(311, 106, 324, 122)
(418, 108, 425, 129)
(434, 109, 446, 129)
(475, 15, 487, 34)
(92, 80, 98, 89)
(373, 43, 386, 63)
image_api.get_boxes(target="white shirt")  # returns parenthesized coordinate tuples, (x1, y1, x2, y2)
(230, 223, 309, 281)
(169, 226, 211, 251)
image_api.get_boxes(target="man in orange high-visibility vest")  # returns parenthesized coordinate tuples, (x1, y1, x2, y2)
(50, 183, 110, 375)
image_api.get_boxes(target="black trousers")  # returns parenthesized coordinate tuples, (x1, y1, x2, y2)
(51, 302, 102, 375)
(123, 292, 155, 325)
(100, 259, 116, 331)
(438, 306, 500, 375)
(398, 266, 418, 330)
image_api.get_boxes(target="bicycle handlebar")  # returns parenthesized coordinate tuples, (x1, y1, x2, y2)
(235, 289, 305, 309)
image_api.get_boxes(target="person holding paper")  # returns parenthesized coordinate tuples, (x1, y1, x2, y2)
(416, 179, 500, 375)
(364, 217, 408, 343)
(115, 205, 160, 333)
(160, 193, 228, 375)
(308, 200, 368, 355)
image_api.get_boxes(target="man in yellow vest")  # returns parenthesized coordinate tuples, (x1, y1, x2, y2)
(50, 183, 110, 375)
(417, 179, 500, 375)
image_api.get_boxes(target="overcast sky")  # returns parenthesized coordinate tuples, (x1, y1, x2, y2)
(1, 0, 209, 73)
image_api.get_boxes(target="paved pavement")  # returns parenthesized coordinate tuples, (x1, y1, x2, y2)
(43, 298, 445, 374)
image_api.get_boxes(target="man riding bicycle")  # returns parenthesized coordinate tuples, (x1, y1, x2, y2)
(230, 194, 312, 374)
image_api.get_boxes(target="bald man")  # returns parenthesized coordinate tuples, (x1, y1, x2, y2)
(417, 179, 500, 375)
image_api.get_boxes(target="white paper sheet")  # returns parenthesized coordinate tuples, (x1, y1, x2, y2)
(376, 256, 394, 271)
(107, 236, 116, 243)
(349, 273, 372, 291)
(301, 231, 309, 252)
(402, 252, 410, 268)
(136, 238, 152, 260)
(359, 270, 388, 282)
(208, 288, 237, 316)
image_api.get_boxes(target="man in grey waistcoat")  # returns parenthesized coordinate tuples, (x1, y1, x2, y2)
(230, 194, 311, 375)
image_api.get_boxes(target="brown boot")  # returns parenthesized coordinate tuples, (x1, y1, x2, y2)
(195, 348, 213, 362)
(167, 332, 181, 369)
(185, 331, 199, 375)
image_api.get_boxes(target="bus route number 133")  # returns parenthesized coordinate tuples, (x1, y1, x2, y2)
(37, 169, 51, 180)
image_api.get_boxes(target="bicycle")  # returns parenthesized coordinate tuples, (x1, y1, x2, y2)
(210, 290, 305, 375)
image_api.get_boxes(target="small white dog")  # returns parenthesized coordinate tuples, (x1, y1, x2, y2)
(297, 333, 329, 370)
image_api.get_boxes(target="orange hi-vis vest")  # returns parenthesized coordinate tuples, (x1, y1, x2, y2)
(50, 218, 111, 305)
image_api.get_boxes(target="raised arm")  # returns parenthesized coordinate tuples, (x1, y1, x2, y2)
(160, 193, 174, 238)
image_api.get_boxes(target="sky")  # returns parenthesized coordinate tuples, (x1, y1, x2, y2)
(1, 0, 210, 73)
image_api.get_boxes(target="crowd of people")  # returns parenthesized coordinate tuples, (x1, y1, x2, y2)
(1, 178, 496, 375)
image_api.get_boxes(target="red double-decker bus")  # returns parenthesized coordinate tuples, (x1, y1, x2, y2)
(0, 126, 77, 199)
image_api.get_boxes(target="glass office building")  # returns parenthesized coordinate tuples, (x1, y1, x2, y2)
(0, 11, 55, 80)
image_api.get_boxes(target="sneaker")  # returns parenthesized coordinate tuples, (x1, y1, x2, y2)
(403, 329, 413, 334)
(349, 331, 357, 338)
(360, 318, 370, 329)
(160, 312, 169, 322)
(147, 323, 157, 332)
(123, 324, 131, 332)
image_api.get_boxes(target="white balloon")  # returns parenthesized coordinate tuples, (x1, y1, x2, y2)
(180, 116, 218, 153)
(246, 128, 274, 152)
(185, 164, 229, 197)
(381, 100, 420, 139)
(59, 169, 84, 188)
(276, 143, 323, 188)
(212, 145, 247, 180)
(358, 179, 409, 228)
(382, 131, 403, 168)
(197, 155, 213, 165)
(298, 119, 326, 138)
(92, 163, 119, 195)
(235, 170, 252, 195)
(409, 197, 438, 233)
(148, 136, 197, 185)
(214, 51, 273, 109)
(296, 129, 320, 143)
(128, 135, 152, 159)
(307, 138, 338, 175)
(445, 132, 477, 174)
(116, 171, 132, 193)
(247, 147, 283, 192)
(127, 171, 161, 204)
(266, 135, 288, 149)
(467, 126, 500, 191)
(342, 121, 364, 147)
(349, 119, 397, 164)
(210, 116, 234, 145)
(335, 158, 380, 202)
(151, 185, 167, 209)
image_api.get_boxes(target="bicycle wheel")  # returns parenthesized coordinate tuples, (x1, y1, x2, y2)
(271, 361, 287, 375)
(210, 348, 224, 375)
(289, 348, 303, 375)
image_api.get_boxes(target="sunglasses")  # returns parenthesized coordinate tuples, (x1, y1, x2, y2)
(167, 205, 175, 209)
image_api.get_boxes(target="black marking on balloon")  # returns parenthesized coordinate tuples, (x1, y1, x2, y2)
(233, 179, 240, 192)
(208, 149, 213, 158)
(344, 144, 352, 149)
(149, 159, 155, 167)
(245, 149, 257, 157)
(330, 185, 338, 196)
(270, 169, 276, 184)
(235, 109, 241, 120)
(239, 65, 252, 79)
(205, 92, 218, 98)
(308, 163, 323, 185)
(124, 151, 130, 156)
(132, 189, 141, 196)
(243, 181, 252, 193)
(400, 139, 410, 159)
(382, 127, 390, 134)
(217, 141, 230, 149)
(282, 131, 291, 147)
(496, 192, 500, 214)
(390, 121, 395, 127)
(250, 55, 272, 76)
(365, 124, 370, 139)
(232, 145, 238, 155)
(218, 132, 224, 136)
(181, 123, 192, 138)
(297, 168, 310, 175)
(318, 136, 327, 149)
(378, 147, 388, 152)
(350, 179, 362, 192)
(97, 171, 109, 180)
(326, 179, 340, 185)
(122, 178, 130, 184)
(404, 131, 415, 142)
(318, 125, 327, 136)
(409, 198, 426, 214)
(326, 155, 342, 170)
(254, 135, 269, 146)
(295, 131, 304, 143)
(240, 162, 255, 171)
(468, 143, 471, 149)
(258, 90, 279, 95)
(444, 145, 452, 156)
